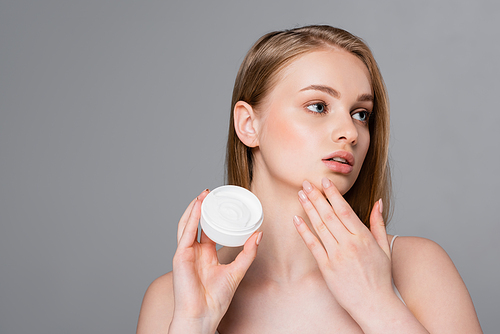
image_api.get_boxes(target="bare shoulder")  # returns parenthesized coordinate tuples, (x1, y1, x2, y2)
(391, 236, 482, 333)
(391, 236, 452, 269)
(391, 236, 460, 297)
(137, 272, 174, 334)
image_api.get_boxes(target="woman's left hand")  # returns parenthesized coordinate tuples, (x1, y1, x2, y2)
(293, 177, 395, 317)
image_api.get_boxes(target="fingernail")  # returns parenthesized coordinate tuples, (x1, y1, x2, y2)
(256, 232, 263, 245)
(298, 190, 308, 202)
(303, 180, 313, 193)
(378, 198, 383, 214)
(293, 215, 302, 226)
(205, 188, 210, 192)
(321, 177, 331, 189)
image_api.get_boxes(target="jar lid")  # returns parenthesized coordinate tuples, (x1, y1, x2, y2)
(200, 185, 263, 246)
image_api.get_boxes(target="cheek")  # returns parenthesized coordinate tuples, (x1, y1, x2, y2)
(357, 129, 371, 166)
(263, 111, 315, 155)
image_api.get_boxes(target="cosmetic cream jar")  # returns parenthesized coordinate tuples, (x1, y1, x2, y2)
(200, 185, 263, 247)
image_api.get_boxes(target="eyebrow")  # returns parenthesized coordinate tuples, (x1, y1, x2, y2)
(300, 84, 374, 102)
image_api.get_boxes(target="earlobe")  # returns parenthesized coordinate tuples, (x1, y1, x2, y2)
(234, 101, 259, 148)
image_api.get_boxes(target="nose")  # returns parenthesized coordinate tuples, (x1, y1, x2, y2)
(330, 112, 358, 145)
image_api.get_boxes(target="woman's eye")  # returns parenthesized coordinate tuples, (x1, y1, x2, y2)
(306, 102, 328, 114)
(352, 110, 370, 122)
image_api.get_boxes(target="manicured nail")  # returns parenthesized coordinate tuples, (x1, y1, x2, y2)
(256, 232, 263, 245)
(378, 198, 383, 214)
(293, 215, 302, 226)
(303, 180, 313, 193)
(298, 190, 308, 202)
(322, 177, 331, 189)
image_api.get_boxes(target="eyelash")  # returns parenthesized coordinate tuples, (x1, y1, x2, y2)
(305, 102, 373, 124)
(306, 102, 329, 115)
(352, 110, 372, 123)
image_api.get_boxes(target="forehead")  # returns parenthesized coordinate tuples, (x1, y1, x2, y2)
(274, 49, 372, 97)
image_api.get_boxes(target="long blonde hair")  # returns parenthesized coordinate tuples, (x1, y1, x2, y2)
(225, 25, 392, 227)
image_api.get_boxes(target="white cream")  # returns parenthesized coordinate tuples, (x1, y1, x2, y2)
(201, 185, 263, 247)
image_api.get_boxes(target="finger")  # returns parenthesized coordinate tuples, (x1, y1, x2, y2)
(177, 197, 197, 243)
(293, 215, 329, 265)
(298, 189, 338, 248)
(178, 190, 209, 248)
(227, 231, 262, 284)
(200, 228, 216, 247)
(302, 179, 349, 242)
(177, 198, 202, 248)
(320, 177, 364, 235)
(177, 189, 210, 243)
(369, 199, 390, 259)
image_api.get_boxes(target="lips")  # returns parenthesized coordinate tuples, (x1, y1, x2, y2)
(322, 151, 355, 174)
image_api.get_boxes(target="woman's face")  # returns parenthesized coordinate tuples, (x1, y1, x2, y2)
(252, 48, 373, 195)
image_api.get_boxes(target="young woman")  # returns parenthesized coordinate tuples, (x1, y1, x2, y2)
(137, 25, 482, 333)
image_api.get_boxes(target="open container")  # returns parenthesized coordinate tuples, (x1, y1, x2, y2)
(200, 185, 263, 247)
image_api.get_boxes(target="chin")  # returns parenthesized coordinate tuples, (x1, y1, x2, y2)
(326, 176, 356, 196)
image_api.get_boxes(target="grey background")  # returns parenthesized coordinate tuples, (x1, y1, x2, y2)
(1, 1, 498, 333)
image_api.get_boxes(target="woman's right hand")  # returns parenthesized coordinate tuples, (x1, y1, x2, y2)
(169, 189, 262, 334)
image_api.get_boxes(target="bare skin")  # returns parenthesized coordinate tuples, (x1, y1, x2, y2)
(137, 49, 482, 333)
(137, 197, 481, 334)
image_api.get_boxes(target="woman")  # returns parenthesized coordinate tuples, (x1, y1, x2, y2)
(137, 25, 482, 333)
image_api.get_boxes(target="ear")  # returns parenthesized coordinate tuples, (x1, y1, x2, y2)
(234, 101, 260, 148)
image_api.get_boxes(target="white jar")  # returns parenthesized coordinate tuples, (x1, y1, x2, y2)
(200, 185, 263, 247)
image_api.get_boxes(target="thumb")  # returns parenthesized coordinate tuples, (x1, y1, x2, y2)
(370, 199, 390, 259)
(227, 232, 262, 285)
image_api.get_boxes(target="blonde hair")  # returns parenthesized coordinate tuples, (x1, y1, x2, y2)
(225, 25, 392, 227)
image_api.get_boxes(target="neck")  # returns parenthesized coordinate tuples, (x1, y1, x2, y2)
(241, 173, 321, 284)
